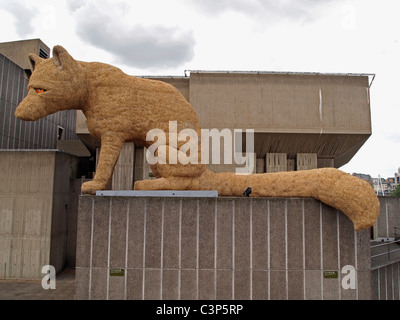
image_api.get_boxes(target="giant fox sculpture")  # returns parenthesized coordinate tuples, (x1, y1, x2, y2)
(15, 46, 379, 231)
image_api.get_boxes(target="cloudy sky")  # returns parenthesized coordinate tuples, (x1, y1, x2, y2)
(0, 0, 399, 178)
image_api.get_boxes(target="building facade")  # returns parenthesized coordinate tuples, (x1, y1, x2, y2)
(0, 40, 86, 278)
(0, 39, 79, 150)
(76, 70, 375, 187)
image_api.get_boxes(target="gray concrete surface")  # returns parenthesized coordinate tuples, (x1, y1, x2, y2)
(0, 268, 75, 300)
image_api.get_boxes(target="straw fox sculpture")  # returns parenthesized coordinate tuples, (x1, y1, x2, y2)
(15, 46, 380, 231)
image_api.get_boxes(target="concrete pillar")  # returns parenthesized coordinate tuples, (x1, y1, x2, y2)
(318, 158, 334, 168)
(256, 158, 265, 173)
(112, 143, 135, 190)
(287, 159, 295, 171)
(134, 147, 152, 183)
(266, 153, 287, 172)
(297, 153, 317, 171)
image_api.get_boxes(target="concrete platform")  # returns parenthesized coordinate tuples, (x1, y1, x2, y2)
(0, 268, 75, 300)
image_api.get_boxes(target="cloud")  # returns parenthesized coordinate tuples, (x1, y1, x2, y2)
(1, 0, 36, 37)
(190, 0, 345, 23)
(66, 0, 85, 12)
(69, 1, 195, 70)
(385, 132, 400, 144)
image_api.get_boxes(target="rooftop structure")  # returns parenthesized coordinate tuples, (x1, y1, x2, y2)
(78, 70, 374, 174)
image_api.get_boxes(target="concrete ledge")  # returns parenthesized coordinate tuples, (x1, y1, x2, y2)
(95, 190, 218, 197)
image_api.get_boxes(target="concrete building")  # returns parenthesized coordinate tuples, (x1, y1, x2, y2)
(352, 173, 373, 184)
(0, 39, 89, 279)
(0, 150, 80, 279)
(395, 168, 400, 185)
(77, 70, 375, 184)
(1, 38, 376, 180)
(0, 39, 50, 77)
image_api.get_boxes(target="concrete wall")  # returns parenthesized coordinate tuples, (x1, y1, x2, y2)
(189, 72, 371, 134)
(145, 77, 189, 101)
(66, 178, 82, 269)
(0, 150, 78, 279)
(375, 196, 400, 239)
(0, 53, 78, 150)
(189, 72, 371, 168)
(75, 196, 371, 300)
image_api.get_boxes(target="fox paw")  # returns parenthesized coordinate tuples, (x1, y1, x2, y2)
(81, 180, 106, 195)
(134, 179, 163, 190)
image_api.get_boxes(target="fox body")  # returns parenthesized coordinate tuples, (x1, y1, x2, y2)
(15, 46, 379, 230)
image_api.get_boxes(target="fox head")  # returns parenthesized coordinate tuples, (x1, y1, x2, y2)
(15, 46, 88, 121)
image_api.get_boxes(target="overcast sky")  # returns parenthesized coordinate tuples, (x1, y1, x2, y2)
(0, 0, 399, 178)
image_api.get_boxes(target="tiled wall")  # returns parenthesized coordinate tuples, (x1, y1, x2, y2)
(75, 196, 371, 300)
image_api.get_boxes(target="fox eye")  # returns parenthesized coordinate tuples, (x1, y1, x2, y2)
(35, 88, 45, 93)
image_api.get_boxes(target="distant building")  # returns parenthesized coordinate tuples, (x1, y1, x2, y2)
(351, 171, 400, 196)
(395, 168, 400, 184)
(352, 173, 373, 184)
(372, 170, 399, 196)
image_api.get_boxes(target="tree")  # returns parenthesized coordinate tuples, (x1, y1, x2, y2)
(390, 184, 400, 197)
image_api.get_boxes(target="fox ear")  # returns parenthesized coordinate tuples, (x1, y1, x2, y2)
(28, 53, 44, 71)
(52, 45, 75, 70)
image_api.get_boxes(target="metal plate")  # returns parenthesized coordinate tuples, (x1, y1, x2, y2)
(109, 268, 125, 277)
(96, 190, 218, 197)
(323, 271, 338, 279)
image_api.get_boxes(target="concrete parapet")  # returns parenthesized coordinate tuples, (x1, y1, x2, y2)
(75, 195, 371, 300)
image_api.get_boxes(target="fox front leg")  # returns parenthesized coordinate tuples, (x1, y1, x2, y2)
(81, 134, 125, 195)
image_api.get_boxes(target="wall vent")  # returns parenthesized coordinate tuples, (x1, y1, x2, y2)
(39, 47, 49, 59)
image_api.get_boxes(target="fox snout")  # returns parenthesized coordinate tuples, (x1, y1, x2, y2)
(15, 95, 49, 121)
